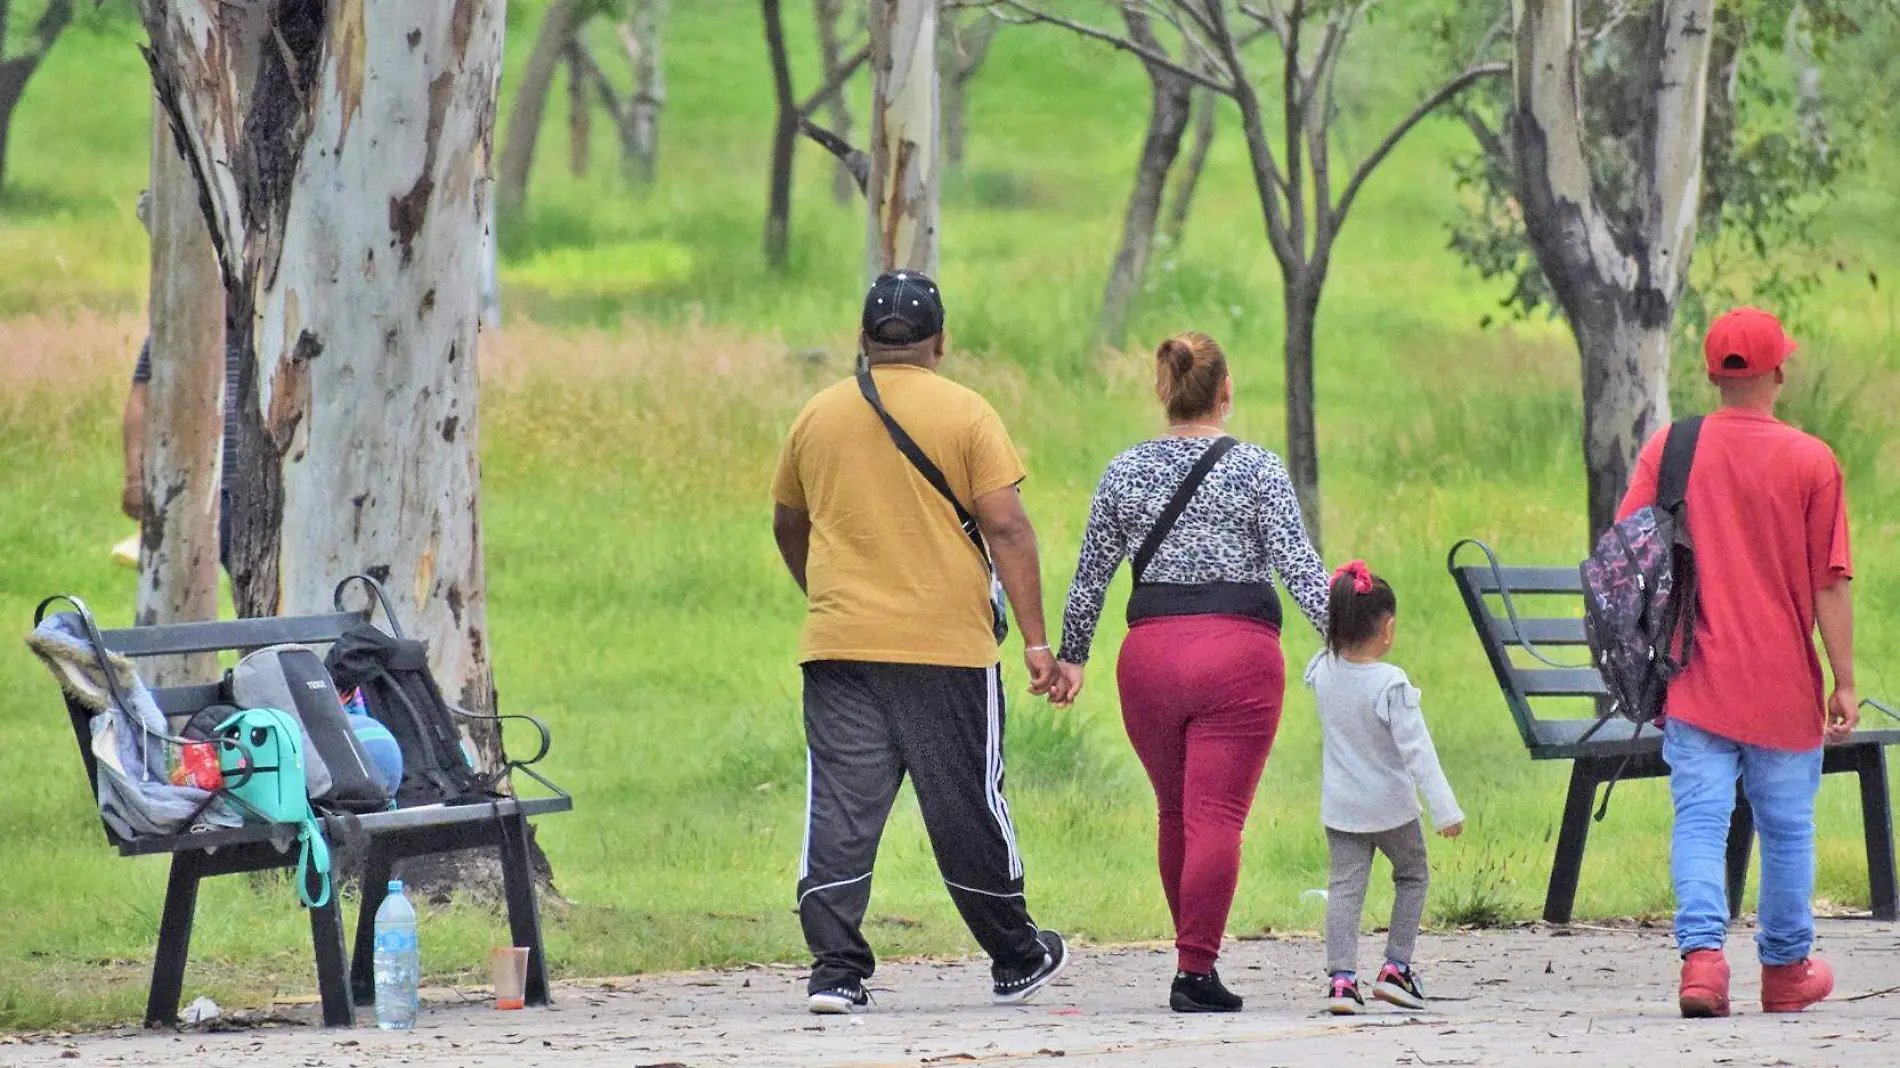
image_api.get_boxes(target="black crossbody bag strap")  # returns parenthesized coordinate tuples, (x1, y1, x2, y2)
(1131, 437, 1238, 582)
(856, 369, 990, 561)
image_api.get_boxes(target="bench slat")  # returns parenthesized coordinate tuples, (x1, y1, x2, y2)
(101, 614, 366, 658)
(153, 683, 226, 719)
(1487, 616, 1590, 645)
(115, 794, 576, 857)
(1510, 666, 1608, 698)
(1455, 565, 1582, 595)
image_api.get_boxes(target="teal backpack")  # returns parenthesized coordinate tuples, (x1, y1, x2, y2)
(217, 707, 333, 908)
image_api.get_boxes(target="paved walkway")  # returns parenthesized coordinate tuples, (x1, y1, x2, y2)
(5, 922, 1898, 1067)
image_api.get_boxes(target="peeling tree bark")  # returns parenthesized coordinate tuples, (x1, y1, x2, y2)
(867, 0, 939, 281)
(141, 0, 515, 799)
(1512, 0, 1715, 537)
(1096, 10, 1193, 352)
(137, 93, 236, 688)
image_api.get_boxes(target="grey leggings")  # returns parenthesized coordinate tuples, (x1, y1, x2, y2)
(1326, 821, 1430, 975)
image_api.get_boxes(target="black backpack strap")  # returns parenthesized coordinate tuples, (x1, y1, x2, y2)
(1131, 437, 1239, 582)
(1656, 416, 1704, 513)
(857, 368, 990, 563)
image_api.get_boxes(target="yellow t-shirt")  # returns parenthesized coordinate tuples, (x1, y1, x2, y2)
(772, 364, 1026, 668)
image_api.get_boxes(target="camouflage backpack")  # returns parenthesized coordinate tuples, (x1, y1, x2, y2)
(1580, 417, 1704, 731)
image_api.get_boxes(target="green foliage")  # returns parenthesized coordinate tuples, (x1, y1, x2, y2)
(1445, 0, 1883, 341)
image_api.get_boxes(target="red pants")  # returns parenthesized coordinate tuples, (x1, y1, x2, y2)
(1117, 615, 1285, 974)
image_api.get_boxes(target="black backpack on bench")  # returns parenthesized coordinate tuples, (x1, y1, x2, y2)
(324, 624, 490, 806)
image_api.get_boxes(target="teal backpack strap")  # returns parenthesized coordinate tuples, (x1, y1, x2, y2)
(296, 820, 333, 909)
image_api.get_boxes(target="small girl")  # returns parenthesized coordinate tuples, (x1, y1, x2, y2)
(1305, 561, 1463, 1015)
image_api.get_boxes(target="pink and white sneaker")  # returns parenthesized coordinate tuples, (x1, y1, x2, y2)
(1327, 974, 1365, 1015)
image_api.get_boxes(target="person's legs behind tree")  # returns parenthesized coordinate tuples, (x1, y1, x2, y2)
(799, 661, 906, 1013)
(881, 661, 1067, 1005)
(1664, 719, 1743, 1018)
(1743, 739, 1831, 1012)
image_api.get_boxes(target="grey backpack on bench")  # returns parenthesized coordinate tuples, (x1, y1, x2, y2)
(231, 644, 392, 813)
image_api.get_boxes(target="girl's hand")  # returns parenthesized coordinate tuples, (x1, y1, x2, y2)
(1438, 822, 1464, 839)
(1049, 662, 1085, 707)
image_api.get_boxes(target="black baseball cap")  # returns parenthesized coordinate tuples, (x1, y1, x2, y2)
(862, 270, 945, 345)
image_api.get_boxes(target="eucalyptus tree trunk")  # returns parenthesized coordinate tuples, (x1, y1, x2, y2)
(136, 96, 231, 687)
(1096, 11, 1193, 352)
(1512, 0, 1714, 537)
(624, 0, 665, 184)
(866, 0, 939, 280)
(140, 0, 510, 782)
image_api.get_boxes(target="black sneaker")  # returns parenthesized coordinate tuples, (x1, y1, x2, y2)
(992, 930, 1069, 1005)
(1170, 969, 1243, 1013)
(808, 981, 872, 1014)
(1371, 961, 1427, 1010)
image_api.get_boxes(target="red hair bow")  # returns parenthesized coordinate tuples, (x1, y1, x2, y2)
(1333, 560, 1373, 594)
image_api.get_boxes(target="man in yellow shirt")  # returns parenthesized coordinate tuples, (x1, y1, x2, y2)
(772, 271, 1068, 1013)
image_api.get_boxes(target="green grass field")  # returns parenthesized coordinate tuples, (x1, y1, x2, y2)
(2, 1, 1898, 1030)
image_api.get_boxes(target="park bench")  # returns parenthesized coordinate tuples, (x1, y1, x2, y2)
(37, 576, 572, 1029)
(1448, 546, 1899, 925)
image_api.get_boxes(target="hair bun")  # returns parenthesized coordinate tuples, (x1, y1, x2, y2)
(1159, 337, 1193, 373)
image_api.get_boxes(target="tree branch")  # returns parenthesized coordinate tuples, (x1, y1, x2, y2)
(1306, 3, 1359, 231)
(569, 36, 626, 119)
(1237, 1, 1290, 51)
(799, 118, 869, 195)
(1333, 60, 1506, 227)
(797, 40, 867, 118)
(983, 1, 1234, 96)
(1457, 103, 1507, 165)
(1283, 0, 1306, 258)
(28, 0, 75, 55)
(1205, 0, 1299, 269)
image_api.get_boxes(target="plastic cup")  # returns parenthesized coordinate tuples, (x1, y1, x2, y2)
(490, 946, 530, 1010)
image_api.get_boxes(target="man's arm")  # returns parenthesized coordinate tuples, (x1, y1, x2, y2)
(121, 381, 148, 520)
(1816, 580, 1857, 743)
(773, 504, 812, 595)
(973, 485, 1057, 695)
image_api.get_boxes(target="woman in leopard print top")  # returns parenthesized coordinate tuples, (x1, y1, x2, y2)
(1048, 331, 1328, 1014)
(1057, 437, 1330, 663)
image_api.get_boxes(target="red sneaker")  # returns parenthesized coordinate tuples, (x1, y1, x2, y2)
(1761, 957, 1833, 1013)
(1678, 949, 1731, 1018)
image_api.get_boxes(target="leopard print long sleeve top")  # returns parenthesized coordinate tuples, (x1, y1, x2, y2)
(1058, 437, 1330, 664)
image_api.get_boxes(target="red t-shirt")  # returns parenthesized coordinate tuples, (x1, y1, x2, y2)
(1618, 408, 1852, 751)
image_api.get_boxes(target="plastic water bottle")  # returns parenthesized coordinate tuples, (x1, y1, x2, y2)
(372, 880, 420, 1030)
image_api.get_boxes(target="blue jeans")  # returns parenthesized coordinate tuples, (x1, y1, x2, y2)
(1663, 719, 1823, 965)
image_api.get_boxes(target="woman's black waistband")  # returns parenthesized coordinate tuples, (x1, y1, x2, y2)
(1125, 581, 1282, 629)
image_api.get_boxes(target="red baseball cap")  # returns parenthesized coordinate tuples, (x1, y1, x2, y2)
(1704, 306, 1797, 378)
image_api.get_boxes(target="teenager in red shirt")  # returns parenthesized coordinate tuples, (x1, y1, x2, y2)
(1619, 307, 1856, 1018)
